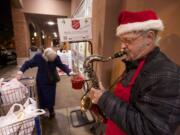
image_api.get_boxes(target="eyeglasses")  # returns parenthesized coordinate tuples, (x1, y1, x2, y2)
(120, 32, 146, 46)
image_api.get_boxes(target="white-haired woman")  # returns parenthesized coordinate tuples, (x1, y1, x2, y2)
(16, 48, 71, 118)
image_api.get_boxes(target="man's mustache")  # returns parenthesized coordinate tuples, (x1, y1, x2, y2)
(123, 44, 147, 55)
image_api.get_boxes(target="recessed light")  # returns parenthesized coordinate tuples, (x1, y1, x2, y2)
(34, 32, 37, 37)
(47, 21, 55, 26)
(53, 32, 57, 37)
(42, 35, 45, 39)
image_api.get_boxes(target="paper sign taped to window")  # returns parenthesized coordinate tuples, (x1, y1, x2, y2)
(57, 17, 92, 42)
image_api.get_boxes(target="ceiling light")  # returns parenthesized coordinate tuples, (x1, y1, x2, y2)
(42, 35, 45, 39)
(47, 21, 55, 26)
(53, 32, 57, 38)
(34, 32, 37, 37)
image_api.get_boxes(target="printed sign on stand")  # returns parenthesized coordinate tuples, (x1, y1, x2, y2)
(57, 18, 92, 42)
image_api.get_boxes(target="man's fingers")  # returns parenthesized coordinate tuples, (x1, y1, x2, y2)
(92, 99, 96, 104)
(89, 88, 97, 97)
(89, 87, 104, 104)
(88, 89, 94, 98)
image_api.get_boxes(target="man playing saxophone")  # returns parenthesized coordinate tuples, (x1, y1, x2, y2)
(89, 10, 180, 135)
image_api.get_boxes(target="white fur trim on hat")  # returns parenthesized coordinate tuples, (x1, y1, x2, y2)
(116, 19, 164, 36)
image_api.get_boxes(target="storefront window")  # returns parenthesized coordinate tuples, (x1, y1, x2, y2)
(71, 0, 93, 74)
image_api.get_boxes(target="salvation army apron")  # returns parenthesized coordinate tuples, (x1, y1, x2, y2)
(106, 60, 145, 135)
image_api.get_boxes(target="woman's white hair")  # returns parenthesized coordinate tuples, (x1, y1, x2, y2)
(43, 48, 57, 60)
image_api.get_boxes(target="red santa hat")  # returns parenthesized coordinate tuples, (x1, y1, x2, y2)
(116, 10, 164, 36)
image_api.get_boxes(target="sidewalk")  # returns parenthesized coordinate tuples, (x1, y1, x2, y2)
(0, 65, 94, 135)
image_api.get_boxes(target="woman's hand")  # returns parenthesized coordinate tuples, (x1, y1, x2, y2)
(89, 82, 105, 104)
(0, 78, 4, 87)
(16, 71, 23, 80)
(69, 71, 78, 76)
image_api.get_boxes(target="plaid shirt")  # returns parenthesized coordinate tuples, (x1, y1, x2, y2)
(98, 47, 180, 135)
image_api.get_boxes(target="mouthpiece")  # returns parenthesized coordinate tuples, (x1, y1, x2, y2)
(110, 51, 126, 59)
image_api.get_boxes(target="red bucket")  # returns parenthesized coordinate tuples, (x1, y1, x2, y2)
(71, 75, 84, 90)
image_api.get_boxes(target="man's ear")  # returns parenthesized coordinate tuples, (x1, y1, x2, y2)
(146, 31, 156, 46)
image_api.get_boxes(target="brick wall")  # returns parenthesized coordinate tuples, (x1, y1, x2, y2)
(11, 7, 30, 58)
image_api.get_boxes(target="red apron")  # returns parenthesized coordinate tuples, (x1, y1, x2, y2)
(106, 60, 145, 135)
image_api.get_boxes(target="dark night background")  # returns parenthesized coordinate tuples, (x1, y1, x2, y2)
(0, 0, 13, 45)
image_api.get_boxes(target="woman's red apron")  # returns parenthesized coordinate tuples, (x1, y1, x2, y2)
(106, 60, 145, 135)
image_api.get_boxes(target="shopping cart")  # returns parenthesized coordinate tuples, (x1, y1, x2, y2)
(0, 77, 43, 135)
(0, 110, 45, 135)
(19, 77, 36, 99)
(0, 77, 36, 115)
(0, 104, 45, 135)
(0, 116, 35, 135)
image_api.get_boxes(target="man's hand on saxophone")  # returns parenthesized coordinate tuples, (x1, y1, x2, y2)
(89, 81, 105, 104)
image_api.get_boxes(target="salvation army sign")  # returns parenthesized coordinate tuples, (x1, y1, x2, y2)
(57, 17, 92, 42)
(72, 20, 80, 30)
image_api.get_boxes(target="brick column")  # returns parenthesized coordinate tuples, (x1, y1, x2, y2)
(11, 7, 30, 63)
(44, 35, 52, 48)
(34, 35, 41, 48)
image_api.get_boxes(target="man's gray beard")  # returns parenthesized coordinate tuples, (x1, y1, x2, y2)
(135, 44, 147, 60)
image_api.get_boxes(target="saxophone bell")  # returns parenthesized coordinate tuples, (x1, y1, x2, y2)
(81, 95, 92, 112)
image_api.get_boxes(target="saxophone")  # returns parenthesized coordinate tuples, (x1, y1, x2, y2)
(81, 51, 127, 112)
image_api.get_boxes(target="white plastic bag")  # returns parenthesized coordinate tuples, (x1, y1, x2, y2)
(18, 98, 37, 135)
(0, 101, 45, 135)
(23, 97, 45, 118)
(18, 98, 45, 135)
(0, 104, 24, 135)
(23, 98, 37, 112)
(0, 79, 28, 105)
